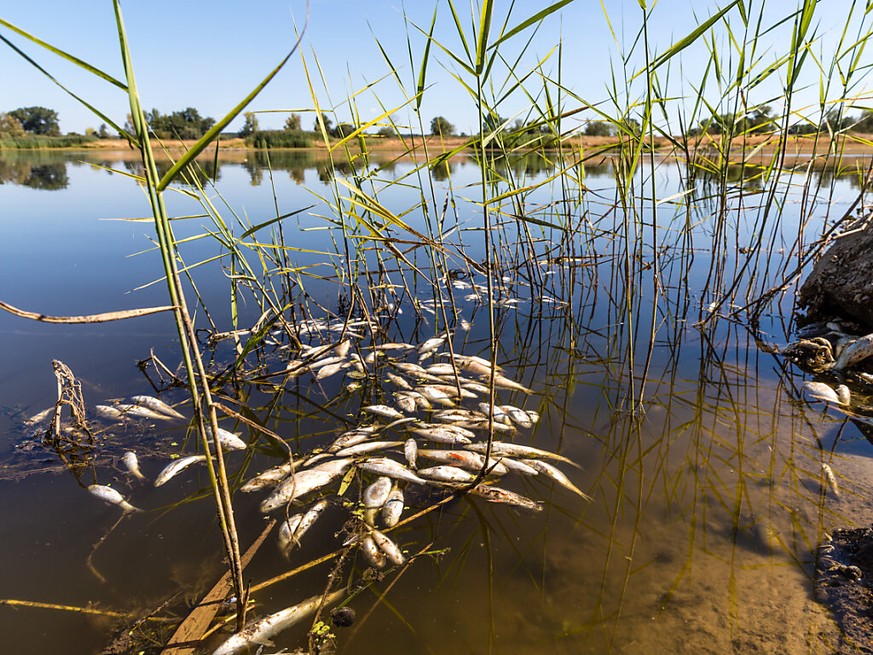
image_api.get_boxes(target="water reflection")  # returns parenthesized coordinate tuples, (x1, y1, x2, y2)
(0, 153, 69, 189)
(0, 147, 871, 655)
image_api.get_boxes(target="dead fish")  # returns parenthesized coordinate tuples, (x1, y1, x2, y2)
(113, 403, 172, 421)
(496, 457, 540, 476)
(469, 484, 543, 511)
(459, 318, 472, 331)
(418, 336, 447, 356)
(822, 463, 840, 498)
(490, 374, 532, 394)
(430, 383, 478, 400)
(308, 355, 346, 370)
(240, 462, 295, 493)
(394, 392, 417, 413)
(802, 381, 847, 405)
(409, 425, 473, 445)
(357, 457, 428, 485)
(24, 406, 54, 428)
(328, 426, 378, 453)
(211, 589, 345, 655)
(359, 534, 387, 569)
(122, 451, 147, 481)
(386, 371, 413, 390)
(452, 354, 500, 377)
(363, 405, 405, 420)
(392, 361, 427, 376)
(363, 477, 393, 509)
(419, 386, 455, 407)
(404, 438, 418, 469)
(155, 455, 207, 487)
(465, 442, 577, 466)
(130, 395, 185, 420)
(381, 486, 404, 527)
(527, 460, 591, 500)
(363, 476, 393, 526)
(478, 403, 512, 424)
(432, 409, 481, 423)
(206, 427, 247, 451)
(501, 405, 534, 429)
(278, 499, 329, 554)
(334, 339, 352, 358)
(260, 459, 353, 513)
(369, 528, 406, 565)
(372, 342, 415, 351)
(417, 449, 508, 475)
(418, 465, 476, 483)
(335, 440, 402, 458)
(426, 363, 458, 376)
(87, 484, 140, 513)
(834, 333, 873, 370)
(315, 362, 347, 380)
(464, 419, 518, 434)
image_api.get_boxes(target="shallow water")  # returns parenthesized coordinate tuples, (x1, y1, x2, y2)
(1, 149, 871, 654)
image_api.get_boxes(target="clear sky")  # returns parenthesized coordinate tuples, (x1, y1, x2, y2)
(0, 1, 870, 135)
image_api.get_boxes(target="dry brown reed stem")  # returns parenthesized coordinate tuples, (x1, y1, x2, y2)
(0, 299, 177, 323)
(0, 598, 175, 622)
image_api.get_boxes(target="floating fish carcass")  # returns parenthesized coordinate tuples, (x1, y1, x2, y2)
(464, 441, 576, 466)
(362, 405, 405, 420)
(239, 461, 295, 493)
(121, 451, 147, 481)
(526, 460, 591, 500)
(357, 457, 428, 485)
(154, 454, 208, 487)
(211, 589, 345, 655)
(87, 484, 140, 513)
(418, 465, 476, 484)
(381, 486, 404, 527)
(369, 528, 406, 566)
(260, 459, 353, 513)
(277, 499, 329, 554)
(468, 484, 542, 511)
(130, 395, 186, 420)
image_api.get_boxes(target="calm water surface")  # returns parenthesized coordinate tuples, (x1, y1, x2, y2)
(1, 149, 871, 654)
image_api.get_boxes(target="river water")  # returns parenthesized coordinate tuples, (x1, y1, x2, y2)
(0, 149, 871, 654)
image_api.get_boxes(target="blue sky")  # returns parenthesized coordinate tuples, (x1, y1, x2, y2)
(0, 1, 870, 135)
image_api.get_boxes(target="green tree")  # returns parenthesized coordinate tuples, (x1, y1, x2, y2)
(430, 115, 455, 137)
(0, 113, 25, 138)
(584, 121, 614, 137)
(314, 112, 334, 134)
(97, 123, 109, 138)
(239, 112, 259, 137)
(148, 107, 215, 139)
(331, 122, 356, 138)
(8, 106, 60, 135)
(284, 113, 301, 131)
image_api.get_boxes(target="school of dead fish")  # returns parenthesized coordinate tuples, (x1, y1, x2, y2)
(29, 329, 590, 655)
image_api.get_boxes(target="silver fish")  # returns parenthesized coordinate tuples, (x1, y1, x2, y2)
(404, 438, 418, 469)
(360, 534, 387, 569)
(418, 386, 456, 407)
(260, 459, 353, 513)
(381, 486, 404, 527)
(417, 336, 447, 355)
(465, 442, 576, 466)
(155, 455, 207, 487)
(370, 528, 406, 565)
(130, 395, 186, 420)
(834, 332, 873, 370)
(496, 457, 540, 476)
(211, 589, 345, 655)
(335, 440, 403, 458)
(114, 403, 175, 421)
(527, 460, 591, 500)
(328, 427, 378, 453)
(409, 425, 473, 445)
(386, 371, 413, 390)
(392, 362, 427, 376)
(372, 342, 415, 351)
(240, 462, 295, 493)
(315, 362, 347, 380)
(24, 406, 54, 428)
(452, 354, 500, 377)
(822, 463, 840, 498)
(122, 451, 146, 481)
(469, 484, 542, 511)
(418, 465, 476, 483)
(206, 427, 247, 451)
(478, 403, 512, 424)
(93, 404, 126, 421)
(278, 499, 328, 554)
(308, 355, 346, 370)
(363, 405, 405, 420)
(394, 392, 417, 413)
(357, 457, 428, 485)
(87, 484, 140, 513)
(489, 374, 532, 394)
(363, 477, 393, 509)
(501, 405, 534, 429)
(334, 339, 352, 358)
(417, 449, 508, 475)
(425, 363, 457, 376)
